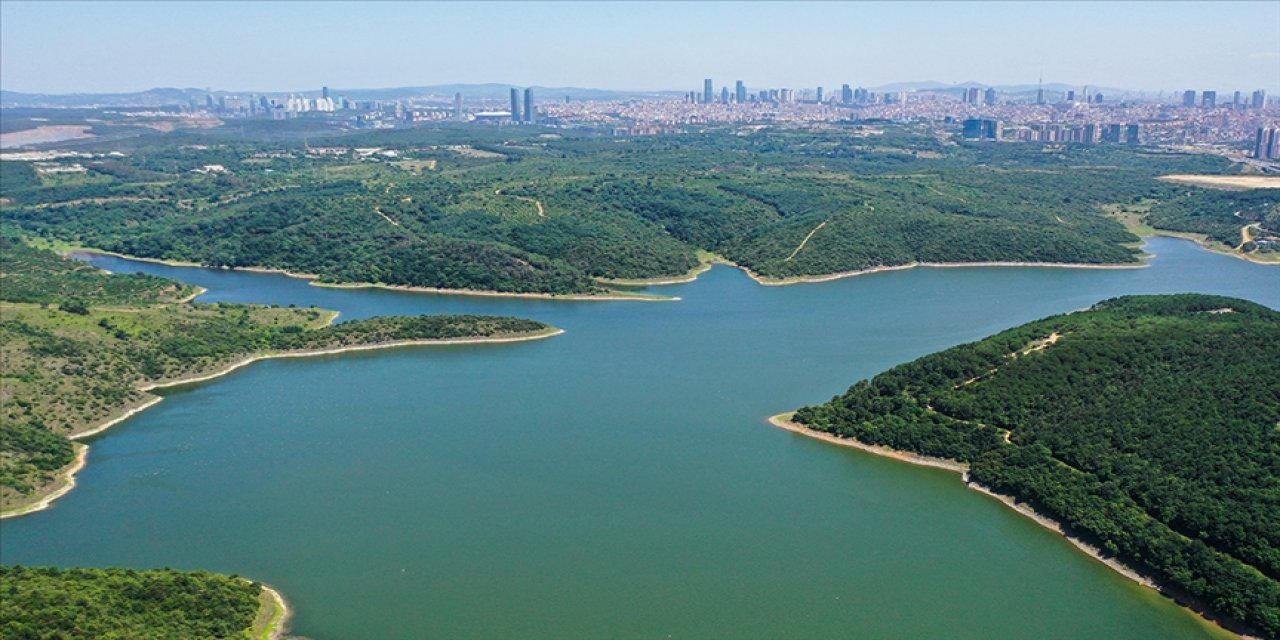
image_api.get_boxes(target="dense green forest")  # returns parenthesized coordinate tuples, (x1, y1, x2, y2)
(793, 294, 1280, 637)
(0, 241, 554, 511)
(0, 566, 262, 639)
(1145, 187, 1280, 255)
(3, 124, 1260, 293)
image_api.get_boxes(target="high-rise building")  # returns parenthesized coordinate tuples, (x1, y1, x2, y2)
(454, 93, 463, 121)
(1036, 87, 1045, 104)
(1182, 90, 1197, 107)
(1081, 124, 1097, 144)
(1102, 124, 1122, 143)
(1252, 89, 1267, 109)
(1233, 91, 1243, 109)
(735, 80, 746, 104)
(510, 88, 520, 122)
(984, 88, 997, 106)
(523, 88, 534, 123)
(1201, 91, 1217, 108)
(816, 86, 823, 103)
(1125, 124, 1141, 146)
(1065, 90, 1075, 103)
(1094, 93, 1103, 104)
(704, 79, 713, 104)
(721, 86, 729, 104)
(1256, 128, 1278, 160)
(841, 84, 853, 104)
(322, 86, 330, 100)
(963, 87, 980, 104)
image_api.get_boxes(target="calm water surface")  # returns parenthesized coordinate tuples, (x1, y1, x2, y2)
(4, 237, 1276, 639)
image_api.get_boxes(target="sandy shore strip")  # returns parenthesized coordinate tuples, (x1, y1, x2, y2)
(742, 259, 1147, 286)
(596, 252, 721, 287)
(0, 329, 563, 520)
(768, 412, 966, 473)
(310, 280, 675, 301)
(71, 397, 165, 440)
(139, 328, 564, 393)
(176, 286, 207, 304)
(0, 443, 88, 519)
(766, 412, 1253, 640)
(253, 583, 292, 640)
(66, 249, 675, 301)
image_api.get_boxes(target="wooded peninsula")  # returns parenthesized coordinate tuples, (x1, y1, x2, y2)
(790, 294, 1280, 638)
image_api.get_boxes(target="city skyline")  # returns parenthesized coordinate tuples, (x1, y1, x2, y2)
(2, 1, 1277, 95)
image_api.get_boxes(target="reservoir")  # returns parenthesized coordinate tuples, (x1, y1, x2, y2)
(3, 237, 1275, 639)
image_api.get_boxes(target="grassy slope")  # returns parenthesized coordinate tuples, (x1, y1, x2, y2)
(793, 294, 1280, 637)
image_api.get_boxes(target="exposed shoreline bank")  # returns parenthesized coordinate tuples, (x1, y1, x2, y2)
(255, 583, 292, 640)
(0, 444, 88, 519)
(740, 259, 1147, 286)
(66, 249, 675, 301)
(0, 328, 563, 520)
(766, 412, 1253, 640)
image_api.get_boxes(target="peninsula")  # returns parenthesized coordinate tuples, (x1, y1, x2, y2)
(781, 294, 1280, 639)
(0, 566, 290, 640)
(0, 238, 561, 517)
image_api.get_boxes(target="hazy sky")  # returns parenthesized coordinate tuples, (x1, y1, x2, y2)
(2, 1, 1277, 94)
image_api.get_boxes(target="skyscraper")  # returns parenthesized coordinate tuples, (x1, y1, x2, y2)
(815, 86, 823, 103)
(735, 80, 746, 104)
(322, 86, 330, 100)
(984, 88, 997, 106)
(523, 88, 534, 123)
(1182, 90, 1197, 107)
(1256, 128, 1278, 160)
(841, 84, 853, 104)
(1125, 124, 1141, 145)
(720, 86, 729, 104)
(1252, 90, 1267, 109)
(704, 79, 713, 104)
(454, 92, 463, 121)
(1201, 91, 1216, 108)
(510, 88, 520, 122)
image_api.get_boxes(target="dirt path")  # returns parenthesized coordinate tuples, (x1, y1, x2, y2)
(373, 207, 401, 227)
(495, 189, 545, 218)
(784, 220, 828, 261)
(1238, 223, 1259, 250)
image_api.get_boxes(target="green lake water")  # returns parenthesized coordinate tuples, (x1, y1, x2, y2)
(3, 237, 1276, 639)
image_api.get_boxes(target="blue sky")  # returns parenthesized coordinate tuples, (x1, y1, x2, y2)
(2, 1, 1277, 94)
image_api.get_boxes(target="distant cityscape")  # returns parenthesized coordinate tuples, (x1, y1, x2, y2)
(5, 78, 1280, 163)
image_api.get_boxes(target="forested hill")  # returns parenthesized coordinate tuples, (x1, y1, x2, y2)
(793, 294, 1280, 638)
(0, 240, 556, 515)
(2, 125, 1252, 294)
(0, 566, 270, 639)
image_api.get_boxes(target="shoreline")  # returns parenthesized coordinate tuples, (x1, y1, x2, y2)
(740, 259, 1147, 286)
(0, 444, 88, 519)
(0, 328, 563, 520)
(309, 280, 675, 302)
(596, 253, 720, 286)
(66, 249, 676, 301)
(256, 583, 292, 640)
(766, 412, 1252, 640)
(1145, 232, 1280, 266)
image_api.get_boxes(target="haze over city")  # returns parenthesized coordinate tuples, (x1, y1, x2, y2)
(2, 0, 1277, 95)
